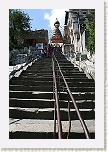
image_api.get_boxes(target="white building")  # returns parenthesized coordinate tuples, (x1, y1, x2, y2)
(63, 9, 95, 60)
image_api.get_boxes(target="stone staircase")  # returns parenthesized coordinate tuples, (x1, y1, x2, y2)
(9, 51, 95, 139)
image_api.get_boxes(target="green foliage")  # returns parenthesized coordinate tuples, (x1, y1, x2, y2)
(9, 9, 31, 50)
(84, 11, 95, 55)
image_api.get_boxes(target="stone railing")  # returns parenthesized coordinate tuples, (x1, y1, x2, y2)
(9, 57, 38, 80)
(62, 51, 95, 80)
(9, 46, 39, 66)
(9, 46, 40, 78)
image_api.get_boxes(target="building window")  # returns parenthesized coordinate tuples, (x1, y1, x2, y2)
(74, 12, 78, 14)
(83, 12, 86, 14)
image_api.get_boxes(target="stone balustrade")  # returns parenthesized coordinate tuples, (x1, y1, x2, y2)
(9, 46, 39, 66)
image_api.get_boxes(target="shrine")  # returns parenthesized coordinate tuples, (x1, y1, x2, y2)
(50, 18, 63, 45)
(23, 29, 48, 47)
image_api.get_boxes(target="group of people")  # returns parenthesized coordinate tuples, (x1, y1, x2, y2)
(40, 44, 54, 59)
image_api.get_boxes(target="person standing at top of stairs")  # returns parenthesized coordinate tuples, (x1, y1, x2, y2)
(47, 44, 52, 57)
(44, 44, 47, 57)
(40, 49, 44, 59)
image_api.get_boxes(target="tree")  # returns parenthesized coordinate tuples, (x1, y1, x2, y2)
(9, 9, 31, 50)
(84, 11, 95, 55)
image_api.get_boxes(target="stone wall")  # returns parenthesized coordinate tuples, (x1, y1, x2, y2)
(9, 47, 39, 66)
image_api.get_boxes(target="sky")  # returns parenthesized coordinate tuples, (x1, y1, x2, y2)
(21, 9, 68, 39)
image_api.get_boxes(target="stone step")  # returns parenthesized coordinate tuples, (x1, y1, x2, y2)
(9, 85, 53, 91)
(60, 93, 95, 100)
(31, 64, 52, 67)
(57, 58, 74, 61)
(32, 60, 52, 64)
(9, 119, 95, 139)
(22, 68, 52, 74)
(21, 70, 52, 74)
(56, 58, 70, 60)
(60, 66, 77, 69)
(60, 70, 84, 73)
(62, 82, 95, 87)
(24, 68, 52, 71)
(59, 64, 74, 67)
(62, 74, 87, 78)
(62, 72, 86, 75)
(9, 85, 95, 92)
(9, 99, 95, 109)
(36, 73, 87, 77)
(60, 66, 78, 70)
(11, 76, 53, 81)
(20, 74, 53, 78)
(61, 78, 94, 82)
(9, 108, 95, 120)
(9, 131, 95, 139)
(22, 69, 83, 74)
(9, 92, 53, 99)
(13, 76, 93, 83)
(9, 92, 95, 100)
(29, 65, 52, 69)
(32, 61, 52, 63)
(20, 73, 53, 76)
(22, 68, 50, 73)
(10, 80, 53, 85)
(61, 75, 87, 78)
(10, 76, 94, 82)
(25, 64, 51, 68)
(63, 87, 95, 92)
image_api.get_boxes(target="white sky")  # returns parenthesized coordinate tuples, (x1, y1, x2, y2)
(44, 9, 69, 38)
(44, 9, 68, 30)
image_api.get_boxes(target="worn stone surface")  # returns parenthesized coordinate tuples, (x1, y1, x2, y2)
(9, 119, 95, 133)
(9, 51, 95, 139)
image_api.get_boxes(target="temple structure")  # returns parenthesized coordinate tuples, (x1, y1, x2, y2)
(50, 18, 63, 44)
(23, 29, 48, 47)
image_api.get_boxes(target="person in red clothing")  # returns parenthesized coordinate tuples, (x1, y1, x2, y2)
(50, 44, 53, 56)
(47, 44, 51, 57)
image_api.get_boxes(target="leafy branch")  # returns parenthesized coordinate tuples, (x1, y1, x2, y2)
(84, 11, 95, 55)
(9, 9, 31, 50)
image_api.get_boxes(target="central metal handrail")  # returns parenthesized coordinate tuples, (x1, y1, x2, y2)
(54, 54, 90, 139)
(52, 57, 62, 139)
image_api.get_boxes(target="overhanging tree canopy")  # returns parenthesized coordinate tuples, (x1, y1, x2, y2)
(9, 9, 31, 50)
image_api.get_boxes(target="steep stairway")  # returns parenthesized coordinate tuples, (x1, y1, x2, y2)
(9, 51, 95, 139)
